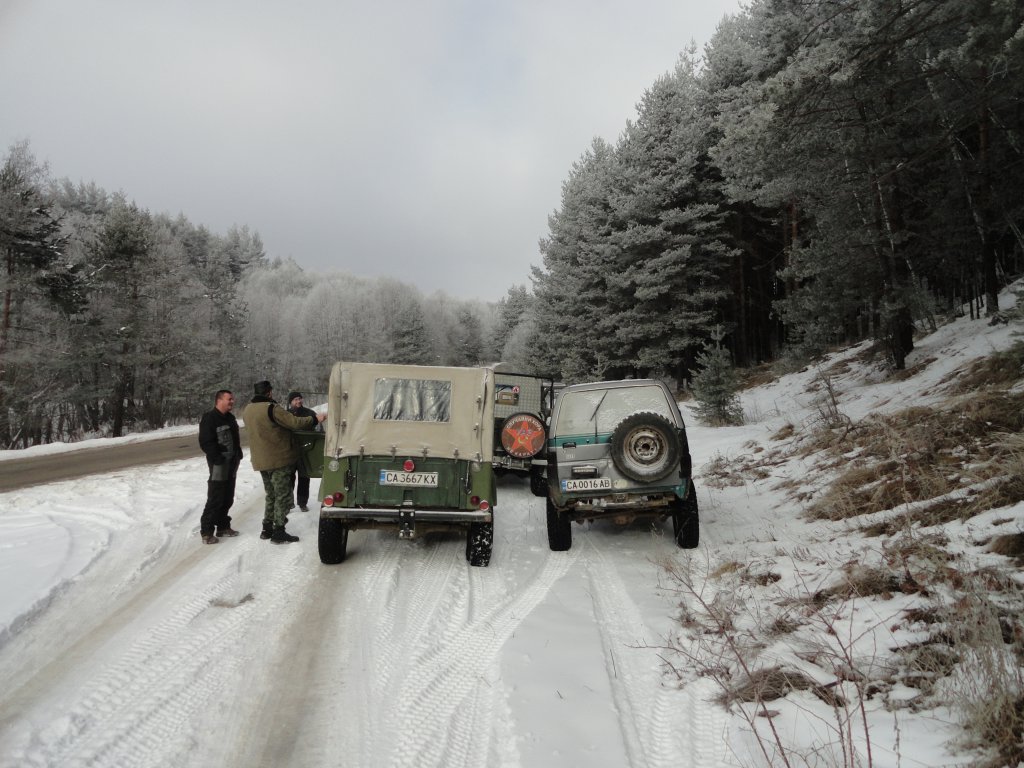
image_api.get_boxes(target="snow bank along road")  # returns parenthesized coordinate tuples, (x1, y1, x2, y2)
(0, 452, 730, 768)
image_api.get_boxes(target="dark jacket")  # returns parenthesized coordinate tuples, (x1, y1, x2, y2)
(198, 408, 242, 482)
(243, 395, 317, 471)
(288, 403, 320, 429)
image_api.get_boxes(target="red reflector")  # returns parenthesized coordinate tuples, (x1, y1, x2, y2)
(333, 492, 345, 502)
(403, 459, 415, 472)
(479, 500, 491, 512)
(470, 495, 480, 506)
(323, 496, 334, 507)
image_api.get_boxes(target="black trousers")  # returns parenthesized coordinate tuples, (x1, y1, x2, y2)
(201, 472, 237, 535)
(290, 464, 310, 507)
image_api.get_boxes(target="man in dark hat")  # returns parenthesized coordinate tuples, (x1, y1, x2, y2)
(243, 380, 326, 543)
(286, 391, 319, 511)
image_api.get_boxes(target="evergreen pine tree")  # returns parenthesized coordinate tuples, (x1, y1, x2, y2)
(691, 329, 743, 426)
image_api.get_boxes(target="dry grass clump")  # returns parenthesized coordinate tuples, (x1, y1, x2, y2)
(819, 564, 925, 600)
(701, 447, 783, 489)
(893, 641, 960, 701)
(804, 391, 1024, 521)
(989, 532, 1024, 563)
(968, 693, 1024, 768)
(862, 478, 1024, 534)
(702, 454, 748, 489)
(716, 666, 845, 708)
(946, 590, 1024, 768)
(771, 423, 796, 441)
(739, 363, 781, 389)
(948, 341, 1024, 393)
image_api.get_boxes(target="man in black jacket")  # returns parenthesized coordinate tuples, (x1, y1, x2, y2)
(286, 391, 318, 511)
(198, 389, 243, 544)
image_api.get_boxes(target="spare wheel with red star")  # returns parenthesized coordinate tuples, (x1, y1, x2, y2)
(500, 412, 546, 458)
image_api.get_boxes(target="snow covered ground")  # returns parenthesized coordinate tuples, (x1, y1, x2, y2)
(0, 297, 1020, 768)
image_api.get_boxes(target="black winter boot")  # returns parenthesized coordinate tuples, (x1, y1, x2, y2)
(271, 527, 299, 544)
(260, 521, 273, 540)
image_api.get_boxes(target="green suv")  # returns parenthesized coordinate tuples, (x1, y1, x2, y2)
(544, 379, 698, 551)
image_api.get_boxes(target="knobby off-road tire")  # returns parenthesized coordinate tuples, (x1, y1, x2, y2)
(609, 412, 681, 483)
(546, 495, 572, 551)
(318, 517, 350, 564)
(466, 521, 493, 567)
(670, 488, 699, 549)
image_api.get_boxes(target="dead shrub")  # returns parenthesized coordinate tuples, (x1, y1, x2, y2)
(768, 615, 802, 636)
(711, 560, 744, 579)
(822, 564, 924, 600)
(717, 666, 846, 708)
(771, 423, 796, 441)
(923, 581, 1024, 768)
(702, 453, 747, 489)
(989, 532, 1024, 562)
(741, 570, 782, 587)
(896, 642, 960, 700)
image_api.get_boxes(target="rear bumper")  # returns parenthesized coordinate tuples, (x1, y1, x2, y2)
(320, 505, 492, 524)
(553, 484, 688, 511)
(493, 454, 532, 472)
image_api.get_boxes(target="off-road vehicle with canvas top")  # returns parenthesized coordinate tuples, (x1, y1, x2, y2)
(299, 362, 497, 566)
(544, 378, 698, 551)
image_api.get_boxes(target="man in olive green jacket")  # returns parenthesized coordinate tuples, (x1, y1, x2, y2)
(243, 380, 326, 543)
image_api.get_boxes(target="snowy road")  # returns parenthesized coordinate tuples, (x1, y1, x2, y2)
(0, 463, 730, 768)
(4, 304, 1015, 768)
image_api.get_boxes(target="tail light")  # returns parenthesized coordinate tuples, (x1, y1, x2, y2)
(470, 496, 491, 511)
(324, 492, 345, 506)
(403, 459, 415, 471)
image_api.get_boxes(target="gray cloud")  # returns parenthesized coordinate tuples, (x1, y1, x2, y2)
(0, 0, 740, 299)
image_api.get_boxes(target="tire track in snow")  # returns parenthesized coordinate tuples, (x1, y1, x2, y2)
(0, 538, 307, 768)
(581, 540, 731, 768)
(365, 549, 579, 768)
(344, 534, 474, 768)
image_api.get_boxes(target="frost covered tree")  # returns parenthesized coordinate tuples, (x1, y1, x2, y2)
(493, 284, 534, 363)
(534, 138, 626, 382)
(612, 51, 732, 382)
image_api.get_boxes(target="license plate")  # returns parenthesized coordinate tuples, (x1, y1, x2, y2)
(562, 477, 612, 492)
(379, 470, 439, 487)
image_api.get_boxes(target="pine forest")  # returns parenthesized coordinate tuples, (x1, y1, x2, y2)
(2, 0, 1022, 447)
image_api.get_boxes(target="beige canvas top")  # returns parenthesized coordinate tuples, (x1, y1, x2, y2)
(324, 361, 495, 461)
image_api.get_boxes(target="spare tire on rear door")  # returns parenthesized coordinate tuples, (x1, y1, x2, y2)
(609, 412, 680, 483)
(499, 412, 546, 459)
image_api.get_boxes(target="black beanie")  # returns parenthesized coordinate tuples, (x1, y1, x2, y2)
(254, 380, 272, 396)
(287, 391, 302, 402)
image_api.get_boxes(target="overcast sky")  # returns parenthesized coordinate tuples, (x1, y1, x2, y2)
(1, 0, 741, 300)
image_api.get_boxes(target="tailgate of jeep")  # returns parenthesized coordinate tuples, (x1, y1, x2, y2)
(351, 456, 469, 508)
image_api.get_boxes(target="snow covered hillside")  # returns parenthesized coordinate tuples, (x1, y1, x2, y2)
(0, 293, 1021, 768)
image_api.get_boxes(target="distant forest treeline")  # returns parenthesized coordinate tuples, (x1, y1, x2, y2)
(3, 0, 1023, 447)
(0, 141, 517, 447)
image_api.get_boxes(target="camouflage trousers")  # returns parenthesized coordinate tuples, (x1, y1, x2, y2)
(260, 466, 294, 528)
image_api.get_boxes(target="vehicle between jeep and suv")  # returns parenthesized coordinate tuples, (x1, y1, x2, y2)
(544, 379, 698, 551)
(491, 367, 556, 497)
(300, 362, 497, 567)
